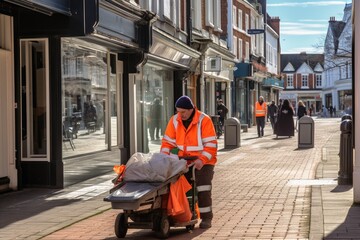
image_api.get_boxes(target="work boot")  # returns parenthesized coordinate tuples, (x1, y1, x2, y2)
(199, 219, 212, 229)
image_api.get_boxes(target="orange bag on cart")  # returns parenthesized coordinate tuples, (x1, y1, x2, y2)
(167, 175, 192, 223)
(112, 165, 126, 185)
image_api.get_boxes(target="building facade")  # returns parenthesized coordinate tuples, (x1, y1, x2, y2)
(232, 0, 266, 126)
(263, 15, 283, 105)
(190, 0, 235, 116)
(0, 0, 153, 190)
(135, 0, 201, 154)
(323, 3, 352, 115)
(280, 53, 324, 114)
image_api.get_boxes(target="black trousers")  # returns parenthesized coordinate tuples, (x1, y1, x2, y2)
(256, 116, 265, 136)
(185, 164, 214, 220)
(269, 116, 276, 132)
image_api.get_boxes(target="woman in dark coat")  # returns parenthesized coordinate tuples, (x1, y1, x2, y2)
(275, 99, 295, 138)
(297, 100, 307, 119)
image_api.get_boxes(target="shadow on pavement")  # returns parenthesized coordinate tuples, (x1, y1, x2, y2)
(330, 184, 353, 193)
(324, 203, 360, 239)
(103, 227, 206, 239)
(0, 188, 80, 228)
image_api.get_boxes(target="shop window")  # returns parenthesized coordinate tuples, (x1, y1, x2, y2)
(137, 64, 174, 153)
(61, 38, 118, 158)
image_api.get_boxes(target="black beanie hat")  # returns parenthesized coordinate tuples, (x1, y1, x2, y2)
(175, 96, 194, 109)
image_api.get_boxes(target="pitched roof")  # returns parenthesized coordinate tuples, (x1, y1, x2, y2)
(329, 21, 346, 52)
(280, 53, 324, 72)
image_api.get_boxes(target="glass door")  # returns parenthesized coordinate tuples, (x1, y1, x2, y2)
(20, 39, 49, 161)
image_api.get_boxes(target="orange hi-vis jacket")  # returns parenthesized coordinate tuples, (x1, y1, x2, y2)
(255, 101, 267, 117)
(161, 109, 218, 165)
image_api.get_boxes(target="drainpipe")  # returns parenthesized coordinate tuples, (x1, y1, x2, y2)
(200, 54, 205, 111)
(186, 0, 192, 46)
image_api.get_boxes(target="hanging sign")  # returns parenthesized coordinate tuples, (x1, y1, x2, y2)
(247, 29, 265, 34)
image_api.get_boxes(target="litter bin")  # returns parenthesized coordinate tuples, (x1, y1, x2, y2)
(338, 119, 353, 185)
(210, 115, 222, 139)
(224, 117, 241, 149)
(298, 115, 314, 148)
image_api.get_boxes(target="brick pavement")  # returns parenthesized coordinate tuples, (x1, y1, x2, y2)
(1, 117, 359, 240)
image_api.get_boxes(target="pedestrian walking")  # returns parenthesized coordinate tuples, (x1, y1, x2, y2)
(160, 95, 217, 229)
(329, 105, 334, 117)
(255, 96, 267, 137)
(217, 99, 228, 133)
(267, 100, 278, 134)
(274, 99, 295, 138)
(321, 105, 328, 118)
(296, 100, 307, 131)
(149, 97, 163, 141)
(297, 100, 307, 120)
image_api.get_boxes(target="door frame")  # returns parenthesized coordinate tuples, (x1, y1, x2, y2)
(0, 14, 17, 189)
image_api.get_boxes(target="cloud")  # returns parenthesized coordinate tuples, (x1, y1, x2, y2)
(282, 22, 327, 28)
(268, 1, 346, 7)
(281, 21, 327, 35)
(298, 19, 329, 22)
(282, 46, 324, 54)
(282, 29, 327, 35)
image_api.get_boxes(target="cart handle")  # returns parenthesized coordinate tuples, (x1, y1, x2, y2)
(186, 162, 196, 182)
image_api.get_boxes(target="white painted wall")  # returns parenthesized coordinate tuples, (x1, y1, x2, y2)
(353, 0, 360, 203)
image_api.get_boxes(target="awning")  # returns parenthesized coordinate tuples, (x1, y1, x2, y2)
(148, 28, 201, 71)
(262, 78, 284, 89)
(234, 63, 252, 77)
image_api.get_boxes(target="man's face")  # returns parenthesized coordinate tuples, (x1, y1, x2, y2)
(176, 108, 193, 120)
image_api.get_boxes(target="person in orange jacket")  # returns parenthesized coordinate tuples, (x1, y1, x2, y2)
(160, 95, 218, 229)
(255, 96, 267, 137)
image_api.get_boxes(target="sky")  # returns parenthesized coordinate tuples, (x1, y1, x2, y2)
(266, 0, 352, 54)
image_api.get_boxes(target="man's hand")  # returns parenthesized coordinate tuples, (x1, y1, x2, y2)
(194, 159, 204, 170)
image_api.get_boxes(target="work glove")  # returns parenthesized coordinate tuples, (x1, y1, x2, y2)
(194, 159, 204, 170)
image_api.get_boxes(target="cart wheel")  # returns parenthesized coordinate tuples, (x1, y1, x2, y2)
(186, 224, 195, 231)
(115, 213, 128, 238)
(155, 215, 170, 239)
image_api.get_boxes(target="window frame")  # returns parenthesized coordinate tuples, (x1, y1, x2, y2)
(287, 74, 294, 88)
(20, 38, 50, 161)
(316, 74, 322, 88)
(238, 38, 243, 62)
(301, 74, 309, 88)
(238, 9, 243, 30)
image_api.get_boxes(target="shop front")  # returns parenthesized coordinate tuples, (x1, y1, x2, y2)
(202, 45, 235, 116)
(338, 90, 352, 113)
(233, 63, 252, 125)
(134, 28, 201, 154)
(3, 0, 152, 189)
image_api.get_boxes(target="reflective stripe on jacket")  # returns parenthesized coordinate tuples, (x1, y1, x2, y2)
(255, 101, 267, 117)
(160, 109, 217, 165)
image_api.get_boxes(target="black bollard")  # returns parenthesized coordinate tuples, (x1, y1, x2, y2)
(341, 114, 352, 121)
(338, 119, 353, 185)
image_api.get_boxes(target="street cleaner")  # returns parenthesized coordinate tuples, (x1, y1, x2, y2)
(160, 95, 218, 229)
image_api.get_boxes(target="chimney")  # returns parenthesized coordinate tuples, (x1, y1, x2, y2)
(329, 16, 336, 22)
(269, 16, 280, 35)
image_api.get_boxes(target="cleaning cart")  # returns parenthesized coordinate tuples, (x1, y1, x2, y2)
(103, 154, 199, 239)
